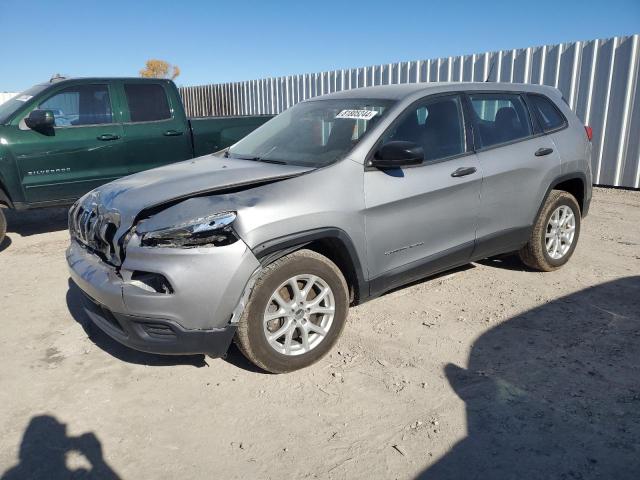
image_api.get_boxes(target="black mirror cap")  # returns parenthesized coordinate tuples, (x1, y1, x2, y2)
(25, 109, 55, 130)
(372, 141, 424, 168)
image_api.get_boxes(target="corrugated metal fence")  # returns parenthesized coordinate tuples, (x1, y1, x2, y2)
(180, 35, 640, 188)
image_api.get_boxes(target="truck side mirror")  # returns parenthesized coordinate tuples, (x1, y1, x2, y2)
(25, 109, 55, 132)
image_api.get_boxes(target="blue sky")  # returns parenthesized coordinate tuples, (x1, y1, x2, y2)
(0, 0, 638, 92)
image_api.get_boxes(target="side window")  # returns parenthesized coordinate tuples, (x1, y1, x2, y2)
(383, 95, 465, 162)
(124, 84, 171, 122)
(528, 94, 567, 132)
(469, 93, 532, 148)
(39, 84, 112, 127)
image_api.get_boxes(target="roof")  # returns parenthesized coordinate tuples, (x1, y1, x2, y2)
(311, 82, 561, 101)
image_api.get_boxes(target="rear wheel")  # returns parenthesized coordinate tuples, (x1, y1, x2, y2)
(519, 190, 581, 271)
(235, 249, 349, 373)
(0, 208, 6, 247)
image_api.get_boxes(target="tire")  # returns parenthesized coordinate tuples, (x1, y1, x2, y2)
(519, 190, 581, 272)
(235, 249, 349, 373)
(0, 208, 6, 247)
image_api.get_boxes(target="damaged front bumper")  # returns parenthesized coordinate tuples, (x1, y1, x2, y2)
(66, 236, 260, 356)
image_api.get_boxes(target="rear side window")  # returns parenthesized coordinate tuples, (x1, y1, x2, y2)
(528, 94, 567, 132)
(124, 83, 171, 122)
(469, 93, 532, 148)
(383, 95, 465, 162)
(39, 84, 112, 127)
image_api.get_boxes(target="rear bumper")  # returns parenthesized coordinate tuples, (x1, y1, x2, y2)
(79, 290, 236, 356)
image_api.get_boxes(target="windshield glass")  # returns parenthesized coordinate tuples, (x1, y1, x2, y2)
(227, 98, 395, 167)
(0, 84, 49, 124)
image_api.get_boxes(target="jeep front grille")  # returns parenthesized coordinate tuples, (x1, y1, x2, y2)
(69, 202, 121, 265)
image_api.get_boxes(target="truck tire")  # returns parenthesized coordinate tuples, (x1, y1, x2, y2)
(235, 249, 349, 373)
(519, 190, 581, 272)
(0, 208, 6, 247)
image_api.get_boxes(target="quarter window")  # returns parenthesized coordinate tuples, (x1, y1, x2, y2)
(469, 93, 532, 148)
(528, 94, 566, 132)
(124, 84, 171, 122)
(382, 95, 465, 162)
(39, 84, 113, 127)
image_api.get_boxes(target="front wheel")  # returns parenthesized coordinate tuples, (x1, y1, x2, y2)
(235, 249, 349, 373)
(519, 190, 581, 271)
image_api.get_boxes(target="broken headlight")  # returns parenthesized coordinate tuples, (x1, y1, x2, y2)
(140, 211, 237, 248)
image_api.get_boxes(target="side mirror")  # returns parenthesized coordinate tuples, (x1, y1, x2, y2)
(25, 109, 55, 131)
(372, 141, 424, 168)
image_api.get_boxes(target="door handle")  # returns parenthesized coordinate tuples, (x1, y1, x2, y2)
(164, 130, 184, 136)
(535, 147, 554, 157)
(96, 134, 120, 141)
(451, 166, 477, 178)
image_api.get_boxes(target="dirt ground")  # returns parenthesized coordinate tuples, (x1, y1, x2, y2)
(0, 187, 639, 480)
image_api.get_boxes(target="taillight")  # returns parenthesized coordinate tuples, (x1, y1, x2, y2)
(584, 125, 593, 141)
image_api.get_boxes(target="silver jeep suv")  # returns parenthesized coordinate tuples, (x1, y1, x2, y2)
(67, 82, 592, 373)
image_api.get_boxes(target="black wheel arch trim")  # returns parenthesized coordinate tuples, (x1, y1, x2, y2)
(251, 227, 370, 304)
(535, 172, 589, 223)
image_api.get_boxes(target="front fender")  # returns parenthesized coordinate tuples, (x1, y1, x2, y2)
(0, 127, 24, 205)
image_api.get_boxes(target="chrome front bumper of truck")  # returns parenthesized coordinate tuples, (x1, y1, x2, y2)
(66, 238, 260, 356)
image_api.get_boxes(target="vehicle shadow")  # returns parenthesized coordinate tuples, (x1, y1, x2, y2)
(476, 253, 535, 271)
(0, 235, 11, 253)
(417, 276, 640, 479)
(1, 414, 121, 480)
(66, 280, 208, 368)
(5, 207, 69, 236)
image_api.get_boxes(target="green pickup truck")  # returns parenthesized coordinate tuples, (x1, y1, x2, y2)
(0, 77, 271, 244)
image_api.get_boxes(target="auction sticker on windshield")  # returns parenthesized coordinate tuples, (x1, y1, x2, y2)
(335, 109, 378, 120)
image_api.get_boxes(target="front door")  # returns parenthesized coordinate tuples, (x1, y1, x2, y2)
(364, 94, 481, 296)
(11, 83, 125, 203)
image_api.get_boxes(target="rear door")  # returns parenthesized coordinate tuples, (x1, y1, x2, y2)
(364, 94, 481, 295)
(11, 82, 125, 203)
(119, 81, 192, 174)
(468, 92, 562, 258)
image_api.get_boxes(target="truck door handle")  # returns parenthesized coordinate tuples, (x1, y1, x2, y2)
(96, 134, 120, 141)
(164, 130, 184, 136)
(451, 166, 477, 177)
(535, 147, 554, 157)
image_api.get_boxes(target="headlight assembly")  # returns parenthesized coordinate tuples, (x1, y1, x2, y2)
(140, 211, 237, 248)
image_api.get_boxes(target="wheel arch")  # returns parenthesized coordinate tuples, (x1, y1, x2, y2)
(535, 172, 587, 223)
(251, 228, 369, 305)
(0, 181, 13, 208)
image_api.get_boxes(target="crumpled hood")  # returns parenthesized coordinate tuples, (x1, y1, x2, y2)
(70, 154, 314, 265)
(87, 154, 314, 221)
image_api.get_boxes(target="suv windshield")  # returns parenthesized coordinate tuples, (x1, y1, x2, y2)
(227, 98, 395, 167)
(0, 84, 49, 124)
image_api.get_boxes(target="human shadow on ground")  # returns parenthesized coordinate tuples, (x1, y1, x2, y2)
(417, 276, 640, 479)
(1, 415, 121, 480)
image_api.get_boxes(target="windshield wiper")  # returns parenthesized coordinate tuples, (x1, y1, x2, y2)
(226, 152, 287, 165)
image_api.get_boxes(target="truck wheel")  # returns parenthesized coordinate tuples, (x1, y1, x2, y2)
(0, 208, 6, 247)
(235, 249, 349, 373)
(519, 190, 581, 272)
